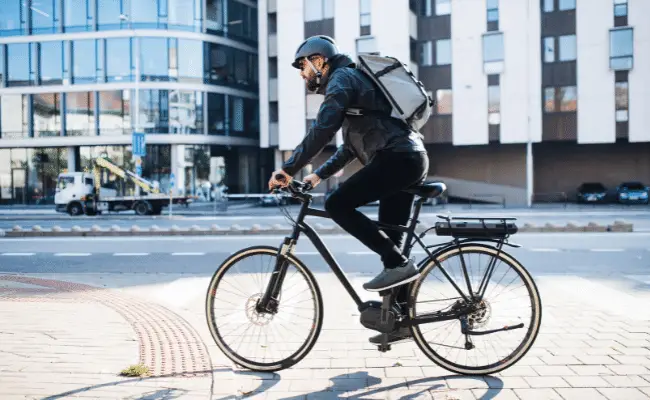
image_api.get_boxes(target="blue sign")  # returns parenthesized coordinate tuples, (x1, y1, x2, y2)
(132, 132, 146, 157)
(170, 173, 175, 188)
(136, 165, 142, 176)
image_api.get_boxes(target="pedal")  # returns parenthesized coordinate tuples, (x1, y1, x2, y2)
(378, 333, 392, 352)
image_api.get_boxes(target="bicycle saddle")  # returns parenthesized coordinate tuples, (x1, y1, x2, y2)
(403, 181, 447, 198)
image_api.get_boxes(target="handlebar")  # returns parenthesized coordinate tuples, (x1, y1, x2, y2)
(271, 174, 313, 196)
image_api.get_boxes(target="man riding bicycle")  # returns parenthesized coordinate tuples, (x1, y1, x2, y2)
(268, 35, 429, 344)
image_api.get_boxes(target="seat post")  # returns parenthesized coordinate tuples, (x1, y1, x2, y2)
(403, 197, 425, 259)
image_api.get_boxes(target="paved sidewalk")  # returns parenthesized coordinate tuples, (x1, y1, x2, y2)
(1, 272, 650, 399)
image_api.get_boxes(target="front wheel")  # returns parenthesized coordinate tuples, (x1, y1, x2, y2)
(205, 246, 323, 372)
(408, 244, 542, 375)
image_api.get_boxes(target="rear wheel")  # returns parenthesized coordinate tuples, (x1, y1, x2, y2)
(205, 246, 323, 372)
(408, 244, 542, 375)
(133, 201, 150, 216)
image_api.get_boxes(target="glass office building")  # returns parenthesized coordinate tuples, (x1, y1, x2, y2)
(0, 0, 261, 204)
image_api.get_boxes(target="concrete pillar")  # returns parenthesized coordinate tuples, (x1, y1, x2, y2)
(67, 146, 76, 172)
(526, 141, 534, 207)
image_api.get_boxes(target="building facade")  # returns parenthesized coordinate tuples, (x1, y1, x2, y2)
(259, 0, 650, 205)
(0, 0, 262, 205)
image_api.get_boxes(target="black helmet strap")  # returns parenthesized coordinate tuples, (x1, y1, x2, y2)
(303, 56, 327, 91)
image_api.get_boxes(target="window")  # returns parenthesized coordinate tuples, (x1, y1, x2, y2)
(543, 0, 554, 12)
(435, 0, 451, 16)
(169, 90, 203, 134)
(436, 89, 452, 114)
(66, 92, 95, 136)
(544, 86, 577, 113)
(610, 28, 634, 70)
(64, 0, 92, 32)
(543, 35, 576, 63)
(106, 38, 132, 82)
(488, 84, 500, 125)
(178, 39, 203, 82)
(39, 41, 63, 85)
(419, 41, 433, 66)
(97, 0, 123, 30)
(99, 90, 131, 136)
(168, 0, 196, 28)
(436, 39, 451, 65)
(558, 35, 576, 61)
(138, 90, 169, 133)
(7, 43, 34, 87)
(614, 0, 628, 17)
(487, 0, 499, 27)
(419, 0, 433, 16)
(356, 37, 377, 55)
(229, 96, 244, 133)
(33, 94, 62, 137)
(0, 95, 29, 138)
(305, 0, 334, 21)
(129, 0, 160, 27)
(139, 38, 169, 81)
(360, 0, 371, 36)
(483, 33, 503, 73)
(72, 40, 97, 83)
(30, 0, 58, 34)
(615, 81, 628, 122)
(543, 37, 555, 62)
(206, 0, 225, 32)
(207, 93, 226, 135)
(0, 1, 25, 35)
(558, 0, 576, 10)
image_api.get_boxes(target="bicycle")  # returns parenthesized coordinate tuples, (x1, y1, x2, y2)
(205, 177, 542, 375)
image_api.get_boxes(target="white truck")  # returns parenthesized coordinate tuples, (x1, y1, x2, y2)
(54, 157, 194, 216)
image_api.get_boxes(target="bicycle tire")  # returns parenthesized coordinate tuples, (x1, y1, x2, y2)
(205, 245, 324, 372)
(408, 243, 542, 375)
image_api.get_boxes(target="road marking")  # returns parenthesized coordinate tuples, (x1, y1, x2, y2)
(294, 251, 319, 255)
(348, 251, 374, 255)
(589, 248, 624, 252)
(1, 253, 35, 256)
(530, 248, 561, 252)
(54, 253, 91, 257)
(113, 253, 150, 256)
(171, 252, 206, 256)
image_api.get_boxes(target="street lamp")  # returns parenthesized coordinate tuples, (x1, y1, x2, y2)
(120, 14, 143, 196)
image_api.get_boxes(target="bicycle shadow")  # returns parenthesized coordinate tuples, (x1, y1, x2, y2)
(40, 368, 280, 400)
(274, 371, 503, 400)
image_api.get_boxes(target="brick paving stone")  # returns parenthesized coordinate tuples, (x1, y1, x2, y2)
(568, 365, 613, 375)
(597, 388, 650, 400)
(472, 388, 520, 399)
(513, 388, 564, 399)
(429, 388, 477, 399)
(576, 355, 620, 365)
(539, 356, 583, 365)
(484, 376, 530, 389)
(563, 376, 612, 388)
(555, 388, 609, 399)
(602, 375, 650, 387)
(523, 377, 571, 388)
(607, 365, 650, 375)
(532, 366, 576, 376)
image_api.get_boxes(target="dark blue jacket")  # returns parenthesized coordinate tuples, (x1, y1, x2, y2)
(282, 54, 426, 179)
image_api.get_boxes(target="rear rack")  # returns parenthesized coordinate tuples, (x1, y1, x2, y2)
(434, 214, 518, 239)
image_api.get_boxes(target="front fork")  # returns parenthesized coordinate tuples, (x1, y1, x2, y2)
(257, 237, 295, 314)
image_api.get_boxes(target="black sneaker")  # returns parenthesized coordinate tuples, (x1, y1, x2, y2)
(362, 260, 420, 292)
(369, 327, 412, 344)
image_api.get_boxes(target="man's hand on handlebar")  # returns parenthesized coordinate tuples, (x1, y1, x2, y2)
(268, 169, 292, 191)
(303, 173, 321, 189)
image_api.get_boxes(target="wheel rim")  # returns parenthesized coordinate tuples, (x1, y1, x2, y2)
(206, 248, 322, 369)
(410, 246, 541, 374)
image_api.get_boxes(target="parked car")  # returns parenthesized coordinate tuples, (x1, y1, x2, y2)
(259, 194, 289, 207)
(576, 182, 608, 203)
(615, 181, 649, 204)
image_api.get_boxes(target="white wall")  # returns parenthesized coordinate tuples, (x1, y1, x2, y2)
(276, 0, 306, 150)
(576, 0, 615, 144)
(628, 0, 650, 142)
(500, 0, 542, 144)
(451, 0, 488, 145)
(371, 0, 410, 62)
(257, 0, 269, 148)
(334, 0, 359, 57)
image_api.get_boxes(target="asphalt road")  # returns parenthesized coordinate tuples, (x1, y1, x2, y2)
(1, 232, 649, 291)
(2, 204, 650, 231)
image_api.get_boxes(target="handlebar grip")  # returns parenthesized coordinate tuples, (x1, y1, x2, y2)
(274, 173, 287, 182)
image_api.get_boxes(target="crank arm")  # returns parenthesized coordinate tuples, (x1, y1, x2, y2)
(462, 323, 525, 336)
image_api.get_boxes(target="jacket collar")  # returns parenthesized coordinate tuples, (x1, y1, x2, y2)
(317, 54, 355, 94)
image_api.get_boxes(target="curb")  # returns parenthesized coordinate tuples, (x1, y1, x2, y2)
(0, 220, 634, 238)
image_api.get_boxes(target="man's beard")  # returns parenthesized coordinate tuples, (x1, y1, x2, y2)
(305, 74, 321, 93)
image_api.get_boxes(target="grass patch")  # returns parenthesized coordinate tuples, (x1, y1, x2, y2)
(120, 364, 150, 377)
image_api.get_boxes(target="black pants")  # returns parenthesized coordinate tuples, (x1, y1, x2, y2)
(325, 150, 429, 302)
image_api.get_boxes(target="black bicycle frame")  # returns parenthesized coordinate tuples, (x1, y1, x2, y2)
(257, 191, 514, 327)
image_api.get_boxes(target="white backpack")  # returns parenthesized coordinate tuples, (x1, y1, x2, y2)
(346, 54, 434, 132)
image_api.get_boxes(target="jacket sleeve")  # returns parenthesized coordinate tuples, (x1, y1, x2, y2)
(281, 71, 354, 176)
(313, 144, 355, 180)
